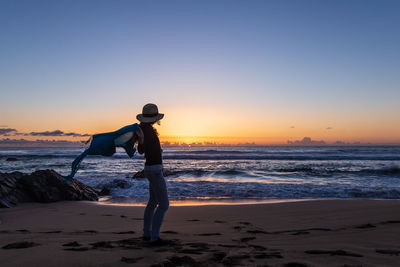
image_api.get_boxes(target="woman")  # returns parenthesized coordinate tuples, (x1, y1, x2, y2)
(136, 103, 169, 246)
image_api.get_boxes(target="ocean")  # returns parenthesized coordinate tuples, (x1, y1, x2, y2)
(1, 146, 400, 204)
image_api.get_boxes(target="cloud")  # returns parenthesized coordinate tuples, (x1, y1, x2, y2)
(28, 130, 90, 137)
(29, 130, 64, 136)
(287, 137, 326, 146)
(0, 127, 90, 138)
(63, 132, 91, 137)
(0, 138, 84, 147)
(290, 126, 295, 129)
(0, 128, 17, 135)
(326, 127, 333, 130)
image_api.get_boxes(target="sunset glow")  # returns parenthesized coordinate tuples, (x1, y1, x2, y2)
(1, 1, 399, 146)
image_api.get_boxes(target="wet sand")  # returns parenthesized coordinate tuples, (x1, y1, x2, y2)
(1, 199, 400, 266)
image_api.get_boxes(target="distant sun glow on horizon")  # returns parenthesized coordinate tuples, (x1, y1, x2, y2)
(1, 0, 399, 146)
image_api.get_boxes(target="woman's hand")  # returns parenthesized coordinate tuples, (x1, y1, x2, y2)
(136, 127, 144, 144)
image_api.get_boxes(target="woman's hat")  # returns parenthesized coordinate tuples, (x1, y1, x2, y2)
(136, 103, 164, 123)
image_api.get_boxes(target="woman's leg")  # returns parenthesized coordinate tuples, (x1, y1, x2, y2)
(143, 182, 157, 238)
(147, 167, 169, 242)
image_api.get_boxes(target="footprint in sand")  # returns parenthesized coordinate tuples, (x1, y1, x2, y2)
(40, 230, 62, 233)
(222, 254, 251, 265)
(305, 249, 363, 257)
(121, 256, 144, 264)
(154, 255, 201, 267)
(210, 251, 227, 261)
(355, 223, 376, 229)
(90, 241, 115, 249)
(186, 219, 200, 222)
(64, 247, 90, 251)
(113, 231, 135, 234)
(161, 230, 178, 234)
(239, 236, 256, 242)
(62, 241, 81, 247)
(217, 244, 246, 248)
(291, 231, 310, 235)
(253, 251, 283, 259)
(16, 229, 30, 233)
(246, 229, 269, 234)
(283, 262, 309, 267)
(197, 232, 221, 236)
(2, 241, 40, 249)
(375, 249, 400, 256)
(249, 244, 266, 251)
(381, 220, 400, 224)
(175, 248, 204, 255)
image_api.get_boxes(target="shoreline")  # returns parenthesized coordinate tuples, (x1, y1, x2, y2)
(97, 197, 400, 207)
(97, 197, 321, 207)
(1, 199, 400, 266)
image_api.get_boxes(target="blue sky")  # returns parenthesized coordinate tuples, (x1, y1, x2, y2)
(1, 0, 399, 144)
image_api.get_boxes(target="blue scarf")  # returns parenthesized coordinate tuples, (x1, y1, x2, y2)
(63, 123, 139, 183)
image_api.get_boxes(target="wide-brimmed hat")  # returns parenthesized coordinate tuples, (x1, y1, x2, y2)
(136, 103, 164, 123)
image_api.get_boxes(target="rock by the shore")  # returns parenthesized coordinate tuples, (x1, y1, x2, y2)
(0, 172, 28, 208)
(0, 169, 98, 208)
(6, 157, 18, 161)
(98, 179, 130, 196)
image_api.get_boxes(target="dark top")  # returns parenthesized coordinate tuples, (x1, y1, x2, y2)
(137, 123, 162, 166)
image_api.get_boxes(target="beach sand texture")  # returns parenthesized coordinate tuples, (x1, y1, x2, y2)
(1, 200, 400, 266)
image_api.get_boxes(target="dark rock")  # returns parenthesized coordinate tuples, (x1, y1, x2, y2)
(98, 179, 130, 196)
(20, 170, 98, 202)
(132, 170, 145, 179)
(0, 172, 31, 207)
(0, 169, 98, 207)
(99, 187, 110, 196)
(6, 157, 18, 161)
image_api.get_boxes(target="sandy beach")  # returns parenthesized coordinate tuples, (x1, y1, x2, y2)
(1, 200, 400, 266)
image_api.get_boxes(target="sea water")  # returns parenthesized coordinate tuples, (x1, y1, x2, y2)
(1, 146, 400, 204)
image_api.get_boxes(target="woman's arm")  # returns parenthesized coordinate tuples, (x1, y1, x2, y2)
(136, 127, 145, 154)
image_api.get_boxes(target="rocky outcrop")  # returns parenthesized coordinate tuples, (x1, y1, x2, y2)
(98, 179, 130, 196)
(0, 172, 28, 208)
(0, 169, 98, 208)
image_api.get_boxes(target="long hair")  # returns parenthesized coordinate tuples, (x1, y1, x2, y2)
(140, 121, 160, 136)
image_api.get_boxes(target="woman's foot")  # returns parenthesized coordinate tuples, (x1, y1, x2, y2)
(149, 238, 170, 247)
(142, 236, 150, 241)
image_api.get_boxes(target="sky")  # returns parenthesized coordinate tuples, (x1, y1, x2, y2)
(1, 0, 399, 145)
